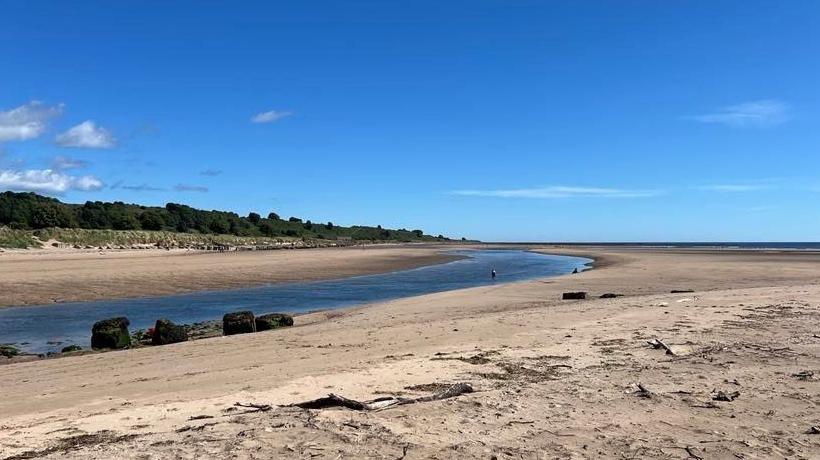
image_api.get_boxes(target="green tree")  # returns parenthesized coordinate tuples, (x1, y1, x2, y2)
(139, 210, 165, 231)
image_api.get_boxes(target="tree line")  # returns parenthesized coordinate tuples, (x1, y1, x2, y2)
(0, 191, 447, 241)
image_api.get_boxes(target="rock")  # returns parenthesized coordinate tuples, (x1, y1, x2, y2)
(600, 293, 621, 298)
(131, 329, 152, 344)
(0, 344, 20, 358)
(91, 317, 131, 349)
(152, 318, 188, 345)
(671, 289, 694, 293)
(186, 320, 222, 341)
(61, 345, 82, 353)
(562, 292, 587, 300)
(223, 311, 256, 335)
(255, 313, 294, 331)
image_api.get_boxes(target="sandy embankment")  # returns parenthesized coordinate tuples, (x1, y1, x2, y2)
(0, 246, 818, 458)
(0, 245, 458, 307)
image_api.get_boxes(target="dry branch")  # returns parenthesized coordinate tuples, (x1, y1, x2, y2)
(234, 402, 273, 412)
(647, 338, 676, 356)
(288, 382, 474, 411)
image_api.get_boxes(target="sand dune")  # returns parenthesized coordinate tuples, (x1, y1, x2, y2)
(1, 246, 818, 458)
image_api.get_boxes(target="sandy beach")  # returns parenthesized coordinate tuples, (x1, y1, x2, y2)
(0, 245, 458, 308)
(1, 245, 819, 459)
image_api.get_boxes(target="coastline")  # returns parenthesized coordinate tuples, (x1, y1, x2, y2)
(1, 246, 818, 458)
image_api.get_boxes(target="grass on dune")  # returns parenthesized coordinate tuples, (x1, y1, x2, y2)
(0, 227, 305, 249)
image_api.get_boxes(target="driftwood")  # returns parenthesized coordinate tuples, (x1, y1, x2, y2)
(635, 383, 652, 398)
(562, 292, 587, 300)
(288, 382, 474, 411)
(647, 338, 676, 356)
(234, 402, 273, 413)
(711, 390, 740, 402)
(685, 446, 704, 460)
(792, 370, 814, 380)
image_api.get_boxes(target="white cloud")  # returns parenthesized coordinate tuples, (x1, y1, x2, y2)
(696, 184, 769, 192)
(55, 121, 116, 148)
(0, 169, 103, 194)
(689, 100, 789, 127)
(251, 110, 292, 123)
(450, 186, 660, 199)
(0, 101, 64, 142)
(50, 155, 89, 170)
(174, 183, 209, 192)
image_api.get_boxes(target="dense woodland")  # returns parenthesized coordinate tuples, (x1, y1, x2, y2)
(0, 192, 448, 241)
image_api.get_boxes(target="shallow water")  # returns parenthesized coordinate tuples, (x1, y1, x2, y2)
(0, 249, 591, 354)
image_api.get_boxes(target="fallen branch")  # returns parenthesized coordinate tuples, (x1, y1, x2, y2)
(234, 402, 273, 413)
(505, 420, 535, 426)
(176, 422, 217, 433)
(634, 383, 652, 398)
(647, 338, 676, 356)
(792, 370, 814, 380)
(711, 390, 740, 402)
(288, 382, 474, 411)
(689, 401, 720, 409)
(685, 446, 704, 460)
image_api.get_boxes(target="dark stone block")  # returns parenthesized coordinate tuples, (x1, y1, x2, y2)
(152, 318, 188, 345)
(562, 292, 587, 300)
(600, 293, 621, 299)
(255, 313, 294, 331)
(223, 311, 256, 335)
(91, 317, 131, 349)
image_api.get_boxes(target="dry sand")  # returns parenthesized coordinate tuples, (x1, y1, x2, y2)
(0, 245, 457, 308)
(1, 246, 819, 459)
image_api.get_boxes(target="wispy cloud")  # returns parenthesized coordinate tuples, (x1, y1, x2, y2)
(0, 168, 103, 194)
(50, 155, 89, 171)
(689, 100, 789, 127)
(199, 169, 223, 176)
(174, 183, 209, 193)
(251, 110, 292, 124)
(110, 181, 166, 192)
(0, 101, 64, 142)
(696, 184, 770, 192)
(56, 121, 117, 148)
(451, 186, 661, 199)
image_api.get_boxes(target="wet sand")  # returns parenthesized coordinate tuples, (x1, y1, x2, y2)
(0, 245, 458, 308)
(1, 245, 818, 458)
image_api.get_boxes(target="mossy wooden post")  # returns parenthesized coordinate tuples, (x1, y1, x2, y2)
(255, 313, 294, 331)
(223, 311, 256, 335)
(91, 317, 131, 349)
(152, 318, 188, 345)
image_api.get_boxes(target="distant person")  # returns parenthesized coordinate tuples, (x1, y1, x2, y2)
(491, 269, 497, 280)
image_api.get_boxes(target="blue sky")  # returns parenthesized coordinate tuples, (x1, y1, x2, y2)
(1, 1, 819, 241)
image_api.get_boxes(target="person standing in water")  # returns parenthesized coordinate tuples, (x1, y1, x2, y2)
(491, 269, 497, 280)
